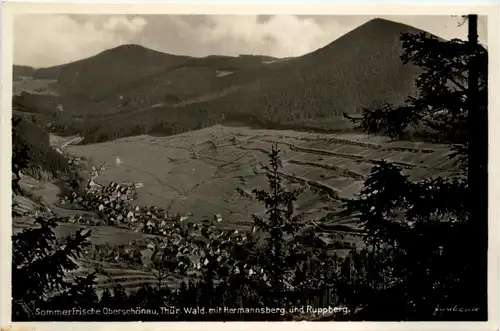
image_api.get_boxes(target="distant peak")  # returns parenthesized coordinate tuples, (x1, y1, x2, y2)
(98, 44, 167, 57)
(305, 17, 431, 59)
(96, 44, 178, 59)
(358, 17, 426, 33)
(367, 17, 397, 24)
(108, 44, 148, 52)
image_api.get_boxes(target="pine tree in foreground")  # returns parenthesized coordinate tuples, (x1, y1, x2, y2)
(251, 143, 304, 305)
(342, 15, 487, 321)
(12, 216, 97, 320)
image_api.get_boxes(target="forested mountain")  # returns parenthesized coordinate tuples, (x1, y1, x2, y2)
(67, 53, 281, 117)
(33, 45, 192, 98)
(15, 18, 433, 143)
(71, 18, 425, 117)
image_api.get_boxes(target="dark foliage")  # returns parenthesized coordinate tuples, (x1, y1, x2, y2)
(12, 216, 96, 320)
(12, 115, 71, 178)
(342, 15, 487, 321)
(351, 30, 487, 169)
(251, 144, 303, 298)
(12, 117, 30, 194)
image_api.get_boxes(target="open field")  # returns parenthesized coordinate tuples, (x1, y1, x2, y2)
(13, 215, 161, 245)
(66, 125, 458, 232)
(13, 77, 58, 96)
(67, 258, 185, 295)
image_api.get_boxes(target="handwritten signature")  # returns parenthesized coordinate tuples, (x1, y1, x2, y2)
(434, 305, 480, 315)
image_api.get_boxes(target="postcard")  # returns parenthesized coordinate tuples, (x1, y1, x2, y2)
(1, 2, 498, 331)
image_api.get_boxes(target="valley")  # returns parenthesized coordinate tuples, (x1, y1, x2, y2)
(12, 124, 457, 295)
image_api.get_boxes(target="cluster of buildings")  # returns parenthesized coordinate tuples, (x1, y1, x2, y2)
(61, 177, 228, 237)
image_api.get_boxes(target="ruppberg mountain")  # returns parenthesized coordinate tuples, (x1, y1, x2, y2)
(13, 18, 430, 142)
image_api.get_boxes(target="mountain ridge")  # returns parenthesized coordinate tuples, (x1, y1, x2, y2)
(14, 18, 434, 143)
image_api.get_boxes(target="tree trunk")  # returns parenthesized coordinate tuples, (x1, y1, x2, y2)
(467, 14, 488, 320)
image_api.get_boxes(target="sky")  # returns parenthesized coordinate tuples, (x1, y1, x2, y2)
(14, 14, 488, 68)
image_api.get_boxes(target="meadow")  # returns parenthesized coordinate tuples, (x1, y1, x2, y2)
(13, 77, 57, 96)
(66, 125, 456, 233)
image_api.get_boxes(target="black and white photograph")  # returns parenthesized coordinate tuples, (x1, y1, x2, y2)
(3, 3, 497, 325)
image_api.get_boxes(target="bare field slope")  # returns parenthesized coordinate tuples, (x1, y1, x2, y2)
(66, 125, 457, 231)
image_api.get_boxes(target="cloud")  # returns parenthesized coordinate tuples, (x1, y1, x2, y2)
(102, 16, 147, 34)
(152, 15, 346, 58)
(143, 14, 487, 59)
(199, 15, 342, 57)
(14, 14, 148, 67)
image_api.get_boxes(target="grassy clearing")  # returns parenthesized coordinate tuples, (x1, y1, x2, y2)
(13, 217, 158, 246)
(13, 78, 57, 96)
(65, 125, 456, 230)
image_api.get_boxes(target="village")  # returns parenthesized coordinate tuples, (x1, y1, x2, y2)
(12, 137, 362, 296)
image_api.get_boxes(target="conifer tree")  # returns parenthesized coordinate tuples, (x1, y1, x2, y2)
(12, 216, 96, 320)
(343, 15, 487, 320)
(251, 143, 303, 303)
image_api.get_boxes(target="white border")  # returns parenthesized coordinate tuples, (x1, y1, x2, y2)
(1, 3, 499, 331)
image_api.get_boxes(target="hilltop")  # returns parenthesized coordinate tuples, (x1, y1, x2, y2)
(32, 44, 192, 99)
